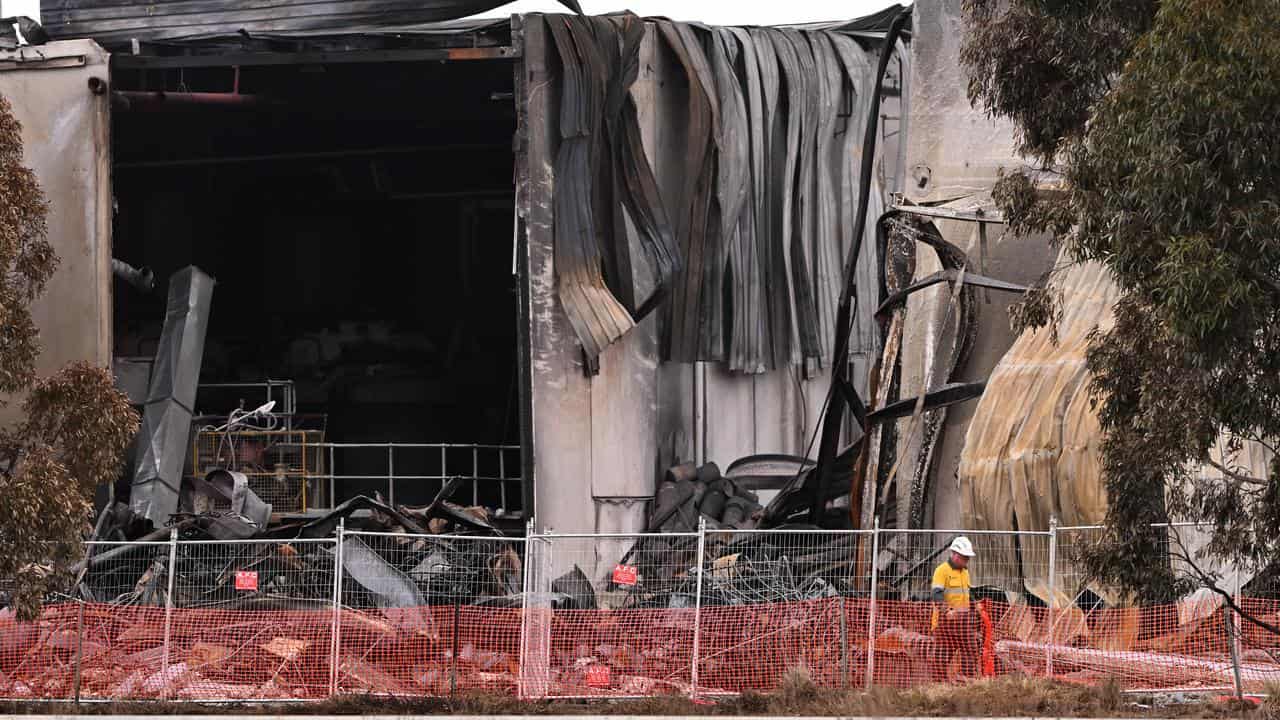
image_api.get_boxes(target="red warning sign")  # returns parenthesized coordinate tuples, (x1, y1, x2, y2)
(611, 564, 639, 586)
(585, 664, 612, 688)
(234, 570, 258, 591)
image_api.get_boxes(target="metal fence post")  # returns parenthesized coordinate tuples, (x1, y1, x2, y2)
(838, 594, 849, 688)
(387, 445, 396, 506)
(329, 519, 345, 696)
(517, 518, 533, 698)
(691, 516, 707, 699)
(518, 520, 552, 700)
(161, 527, 178, 700)
(328, 444, 336, 508)
(73, 598, 85, 705)
(1046, 516, 1057, 678)
(865, 517, 880, 690)
(1229, 554, 1244, 699)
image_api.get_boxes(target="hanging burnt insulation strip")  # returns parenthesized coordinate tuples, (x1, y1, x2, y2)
(659, 21, 719, 362)
(707, 29, 750, 363)
(829, 34, 883, 370)
(588, 17, 634, 314)
(722, 27, 770, 373)
(787, 31, 825, 370)
(547, 16, 635, 363)
(807, 7, 912, 524)
(750, 28, 795, 372)
(600, 14, 681, 321)
(773, 31, 806, 361)
(857, 210, 917, 531)
(811, 32, 845, 367)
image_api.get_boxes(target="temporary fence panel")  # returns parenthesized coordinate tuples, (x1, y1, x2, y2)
(696, 529, 874, 694)
(1043, 523, 1253, 693)
(519, 528, 553, 700)
(161, 537, 338, 701)
(523, 530, 702, 699)
(868, 529, 1051, 687)
(335, 531, 525, 698)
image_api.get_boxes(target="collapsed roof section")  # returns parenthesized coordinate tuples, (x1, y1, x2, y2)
(45, 0, 583, 45)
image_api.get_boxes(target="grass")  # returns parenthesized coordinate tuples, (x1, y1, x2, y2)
(0, 675, 1264, 716)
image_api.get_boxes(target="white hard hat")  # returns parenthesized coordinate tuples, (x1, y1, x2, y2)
(950, 536, 976, 557)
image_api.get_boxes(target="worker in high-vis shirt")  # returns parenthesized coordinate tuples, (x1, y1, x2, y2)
(930, 536, 983, 679)
(931, 536, 975, 610)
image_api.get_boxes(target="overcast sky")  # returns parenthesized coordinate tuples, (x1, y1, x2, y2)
(0, 0, 899, 29)
(473, 0, 898, 25)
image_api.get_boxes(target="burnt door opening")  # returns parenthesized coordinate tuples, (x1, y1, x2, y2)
(109, 54, 523, 526)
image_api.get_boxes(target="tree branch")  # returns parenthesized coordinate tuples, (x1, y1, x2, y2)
(1204, 458, 1267, 486)
(1167, 529, 1280, 637)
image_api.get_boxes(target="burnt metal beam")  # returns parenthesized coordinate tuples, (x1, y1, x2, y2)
(808, 6, 912, 525)
(865, 382, 987, 424)
(890, 203, 1005, 225)
(875, 268, 1027, 318)
(112, 45, 518, 70)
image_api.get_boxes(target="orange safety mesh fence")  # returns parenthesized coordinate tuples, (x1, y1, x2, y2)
(545, 607, 695, 697)
(0, 601, 90, 700)
(699, 597, 867, 692)
(336, 605, 522, 696)
(5, 527, 1280, 702)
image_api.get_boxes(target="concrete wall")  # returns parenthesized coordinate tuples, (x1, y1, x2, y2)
(0, 39, 112, 424)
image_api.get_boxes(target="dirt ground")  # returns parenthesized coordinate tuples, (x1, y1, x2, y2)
(0, 675, 1268, 717)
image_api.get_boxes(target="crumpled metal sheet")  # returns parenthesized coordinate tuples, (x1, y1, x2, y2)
(130, 266, 215, 528)
(547, 15, 636, 363)
(543, 18, 896, 373)
(547, 14, 693, 365)
(600, 15, 680, 321)
(658, 20, 719, 364)
(342, 535, 426, 609)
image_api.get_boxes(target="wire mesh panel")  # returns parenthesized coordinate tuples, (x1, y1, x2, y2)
(81, 540, 172, 606)
(699, 530, 873, 693)
(868, 529, 1051, 687)
(192, 429, 327, 513)
(44, 541, 174, 701)
(522, 532, 701, 698)
(1045, 523, 1250, 693)
(335, 531, 524, 697)
(163, 538, 338, 700)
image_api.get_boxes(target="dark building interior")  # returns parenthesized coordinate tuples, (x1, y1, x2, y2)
(110, 55, 521, 509)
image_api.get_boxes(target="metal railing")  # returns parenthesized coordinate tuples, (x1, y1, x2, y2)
(196, 380, 297, 416)
(315, 442, 523, 513)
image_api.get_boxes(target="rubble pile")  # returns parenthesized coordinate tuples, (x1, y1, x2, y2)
(650, 462, 764, 533)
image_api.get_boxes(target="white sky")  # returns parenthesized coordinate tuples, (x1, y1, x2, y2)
(2, 0, 39, 21)
(474, 0, 898, 26)
(0, 0, 898, 30)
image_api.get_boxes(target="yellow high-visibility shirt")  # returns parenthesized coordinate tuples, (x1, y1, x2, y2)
(931, 560, 971, 610)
